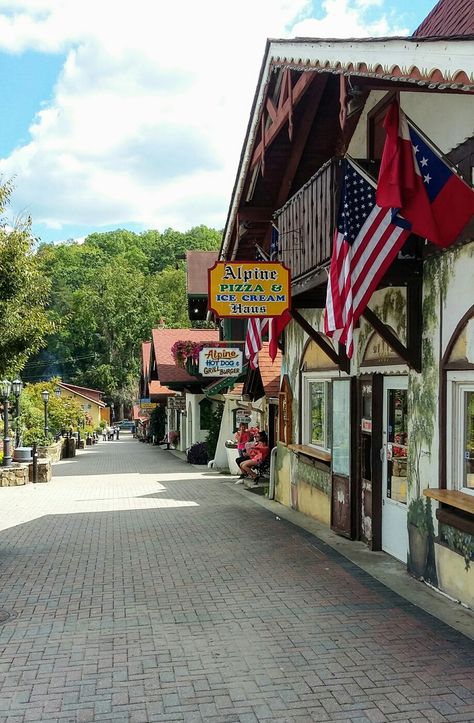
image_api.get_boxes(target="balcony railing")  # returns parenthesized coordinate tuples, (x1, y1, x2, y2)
(275, 157, 339, 282)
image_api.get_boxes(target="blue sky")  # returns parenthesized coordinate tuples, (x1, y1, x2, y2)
(0, 0, 437, 245)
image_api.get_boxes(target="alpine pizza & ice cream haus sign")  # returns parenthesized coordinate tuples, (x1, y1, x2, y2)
(208, 261, 291, 317)
(199, 347, 243, 377)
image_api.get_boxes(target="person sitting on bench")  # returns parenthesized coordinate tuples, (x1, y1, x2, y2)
(238, 431, 269, 483)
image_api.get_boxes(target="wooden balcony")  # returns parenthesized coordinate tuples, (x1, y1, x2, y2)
(275, 157, 339, 290)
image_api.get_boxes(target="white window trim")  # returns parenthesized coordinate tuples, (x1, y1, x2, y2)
(301, 372, 333, 453)
(446, 370, 474, 495)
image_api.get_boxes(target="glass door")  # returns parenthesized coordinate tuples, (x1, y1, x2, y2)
(382, 377, 408, 562)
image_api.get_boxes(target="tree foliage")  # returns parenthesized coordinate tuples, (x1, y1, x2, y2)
(23, 225, 221, 405)
(19, 379, 86, 445)
(0, 181, 53, 377)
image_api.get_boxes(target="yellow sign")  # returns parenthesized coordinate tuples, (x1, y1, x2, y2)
(140, 402, 157, 410)
(208, 261, 291, 317)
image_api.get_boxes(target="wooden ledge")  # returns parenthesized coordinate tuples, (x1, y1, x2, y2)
(423, 488, 474, 515)
(288, 444, 331, 463)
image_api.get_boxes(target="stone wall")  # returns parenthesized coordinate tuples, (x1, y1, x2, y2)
(38, 440, 64, 463)
(0, 463, 29, 487)
(28, 459, 52, 483)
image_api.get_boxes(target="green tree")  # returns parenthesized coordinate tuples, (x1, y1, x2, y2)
(0, 181, 53, 377)
(24, 224, 221, 405)
(19, 379, 86, 444)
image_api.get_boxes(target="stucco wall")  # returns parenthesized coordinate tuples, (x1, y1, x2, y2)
(348, 90, 474, 159)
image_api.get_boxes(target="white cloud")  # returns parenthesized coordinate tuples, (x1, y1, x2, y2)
(0, 0, 409, 235)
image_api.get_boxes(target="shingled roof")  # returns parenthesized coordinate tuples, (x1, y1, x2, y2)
(151, 327, 220, 385)
(413, 0, 474, 37)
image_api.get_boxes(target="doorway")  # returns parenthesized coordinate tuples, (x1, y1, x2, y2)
(382, 376, 408, 562)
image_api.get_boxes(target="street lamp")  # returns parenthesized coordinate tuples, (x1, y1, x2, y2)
(54, 385, 61, 398)
(1, 379, 12, 467)
(41, 389, 50, 440)
(111, 402, 115, 424)
(12, 379, 23, 449)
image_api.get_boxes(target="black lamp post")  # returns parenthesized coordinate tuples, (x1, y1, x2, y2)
(1, 379, 12, 467)
(41, 389, 50, 440)
(12, 378, 23, 449)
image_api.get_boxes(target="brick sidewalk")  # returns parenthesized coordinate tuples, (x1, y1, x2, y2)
(0, 436, 472, 722)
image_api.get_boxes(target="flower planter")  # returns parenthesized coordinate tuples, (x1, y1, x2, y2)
(408, 523, 428, 578)
(226, 446, 240, 475)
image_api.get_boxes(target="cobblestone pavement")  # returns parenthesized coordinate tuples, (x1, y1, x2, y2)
(0, 437, 473, 723)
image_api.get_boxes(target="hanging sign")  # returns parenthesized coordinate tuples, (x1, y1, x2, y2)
(140, 402, 157, 411)
(208, 261, 291, 317)
(199, 347, 243, 377)
(235, 409, 251, 425)
(168, 396, 185, 411)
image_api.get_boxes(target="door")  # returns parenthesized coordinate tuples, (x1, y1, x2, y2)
(358, 378, 373, 545)
(382, 377, 408, 562)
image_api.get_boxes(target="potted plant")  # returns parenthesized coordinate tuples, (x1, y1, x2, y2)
(225, 438, 240, 474)
(407, 497, 429, 577)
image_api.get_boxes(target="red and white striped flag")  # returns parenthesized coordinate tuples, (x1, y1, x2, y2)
(244, 317, 269, 369)
(324, 158, 410, 357)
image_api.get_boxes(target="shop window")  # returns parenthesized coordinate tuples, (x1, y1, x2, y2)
(302, 375, 331, 452)
(447, 372, 474, 495)
(199, 398, 213, 431)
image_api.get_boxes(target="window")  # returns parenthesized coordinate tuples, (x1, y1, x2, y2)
(303, 375, 331, 451)
(447, 372, 474, 494)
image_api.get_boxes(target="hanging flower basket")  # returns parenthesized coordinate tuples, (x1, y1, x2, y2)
(185, 358, 200, 376)
(171, 340, 226, 375)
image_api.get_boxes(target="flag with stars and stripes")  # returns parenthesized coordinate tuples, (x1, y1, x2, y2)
(324, 158, 410, 358)
(244, 316, 269, 369)
(377, 101, 474, 248)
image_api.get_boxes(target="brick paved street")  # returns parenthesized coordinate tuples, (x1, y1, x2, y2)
(0, 437, 473, 723)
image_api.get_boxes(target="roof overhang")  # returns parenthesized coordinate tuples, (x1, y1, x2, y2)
(219, 35, 474, 263)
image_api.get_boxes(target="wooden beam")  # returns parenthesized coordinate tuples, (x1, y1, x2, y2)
(362, 307, 421, 373)
(275, 76, 329, 209)
(251, 71, 317, 169)
(237, 207, 274, 222)
(406, 276, 423, 373)
(291, 309, 340, 367)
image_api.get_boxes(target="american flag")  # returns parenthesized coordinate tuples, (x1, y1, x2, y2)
(244, 316, 269, 369)
(245, 239, 269, 369)
(324, 158, 410, 357)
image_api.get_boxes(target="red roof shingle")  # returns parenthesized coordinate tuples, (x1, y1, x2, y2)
(413, 0, 474, 37)
(186, 251, 219, 295)
(257, 344, 281, 397)
(151, 328, 220, 384)
(149, 380, 175, 398)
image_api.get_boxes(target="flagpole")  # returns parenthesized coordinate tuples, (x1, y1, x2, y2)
(345, 154, 378, 189)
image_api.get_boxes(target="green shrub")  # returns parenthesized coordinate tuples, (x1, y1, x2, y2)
(187, 442, 208, 465)
(205, 404, 223, 460)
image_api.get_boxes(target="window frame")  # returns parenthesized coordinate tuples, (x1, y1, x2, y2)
(446, 370, 474, 495)
(302, 373, 332, 453)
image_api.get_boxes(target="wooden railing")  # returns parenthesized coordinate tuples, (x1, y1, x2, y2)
(275, 157, 339, 281)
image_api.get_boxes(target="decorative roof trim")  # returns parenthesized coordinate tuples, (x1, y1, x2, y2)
(268, 37, 474, 90)
(219, 36, 474, 263)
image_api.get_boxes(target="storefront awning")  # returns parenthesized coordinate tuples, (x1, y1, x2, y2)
(204, 369, 247, 398)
